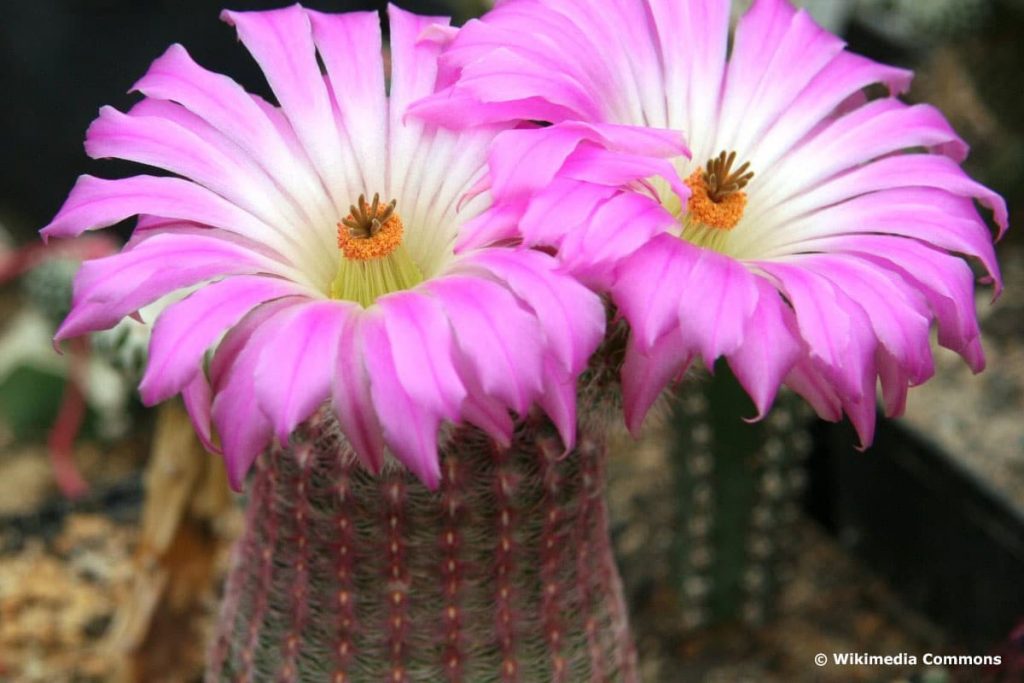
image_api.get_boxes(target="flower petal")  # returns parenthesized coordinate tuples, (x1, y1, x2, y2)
(447, 349, 515, 449)
(252, 300, 360, 443)
(762, 101, 969, 207)
(720, 3, 845, 163)
(377, 290, 467, 424)
(614, 235, 698, 350)
(360, 311, 443, 488)
(56, 233, 287, 341)
(387, 6, 451, 197)
(674, 245, 761, 366)
(646, 0, 729, 139)
(750, 50, 912, 172)
(423, 0, 676, 127)
(412, 3, 608, 125)
(308, 9, 388, 194)
(561, 190, 679, 288)
(388, 5, 450, 116)
(331, 312, 385, 472)
(426, 275, 544, 414)
(140, 275, 308, 405)
(211, 300, 305, 490)
(622, 326, 691, 436)
(42, 175, 301, 265)
(772, 153, 1007, 239)
(453, 249, 604, 374)
(725, 277, 803, 418)
(797, 233, 987, 371)
(221, 6, 354, 210)
(757, 260, 876, 403)
(761, 188, 1000, 293)
(797, 253, 933, 384)
(131, 43, 336, 228)
(616, 236, 761, 391)
(537, 354, 580, 451)
(85, 105, 326, 250)
(181, 372, 217, 454)
(783, 358, 842, 422)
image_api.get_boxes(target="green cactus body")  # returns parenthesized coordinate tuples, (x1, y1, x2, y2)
(669, 365, 812, 629)
(206, 407, 637, 683)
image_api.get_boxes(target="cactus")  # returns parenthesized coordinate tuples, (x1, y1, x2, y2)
(668, 366, 813, 629)
(607, 364, 813, 651)
(19, 257, 78, 326)
(206, 405, 637, 682)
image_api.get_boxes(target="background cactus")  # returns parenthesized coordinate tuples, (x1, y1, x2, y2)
(19, 257, 78, 326)
(667, 367, 813, 630)
(608, 366, 814, 645)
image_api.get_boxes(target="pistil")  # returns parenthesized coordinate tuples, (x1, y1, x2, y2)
(683, 151, 754, 232)
(330, 193, 423, 307)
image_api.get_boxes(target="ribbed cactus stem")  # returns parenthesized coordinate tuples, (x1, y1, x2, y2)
(206, 408, 637, 682)
(669, 365, 812, 629)
(331, 457, 359, 681)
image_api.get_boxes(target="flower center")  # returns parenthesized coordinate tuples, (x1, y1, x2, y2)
(330, 193, 423, 307)
(337, 193, 402, 259)
(683, 150, 753, 232)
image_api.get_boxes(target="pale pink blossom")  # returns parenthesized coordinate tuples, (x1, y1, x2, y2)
(43, 5, 604, 489)
(413, 0, 1007, 443)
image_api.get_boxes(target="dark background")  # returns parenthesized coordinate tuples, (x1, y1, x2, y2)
(0, 0, 482, 236)
(2, 0, 1022, 242)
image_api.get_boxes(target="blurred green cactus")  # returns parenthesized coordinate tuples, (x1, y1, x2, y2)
(668, 367, 813, 629)
(607, 363, 814, 647)
(19, 257, 78, 325)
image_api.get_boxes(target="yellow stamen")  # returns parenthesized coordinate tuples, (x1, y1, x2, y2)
(681, 150, 755, 234)
(330, 193, 423, 307)
(336, 193, 404, 261)
(684, 168, 747, 231)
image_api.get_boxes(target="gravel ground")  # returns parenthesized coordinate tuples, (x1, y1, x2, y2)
(0, 486, 957, 683)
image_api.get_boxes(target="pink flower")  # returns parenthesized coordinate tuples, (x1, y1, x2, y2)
(412, 0, 1007, 444)
(42, 5, 604, 490)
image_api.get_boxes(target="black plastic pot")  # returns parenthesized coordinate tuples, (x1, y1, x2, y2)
(806, 417, 1024, 651)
